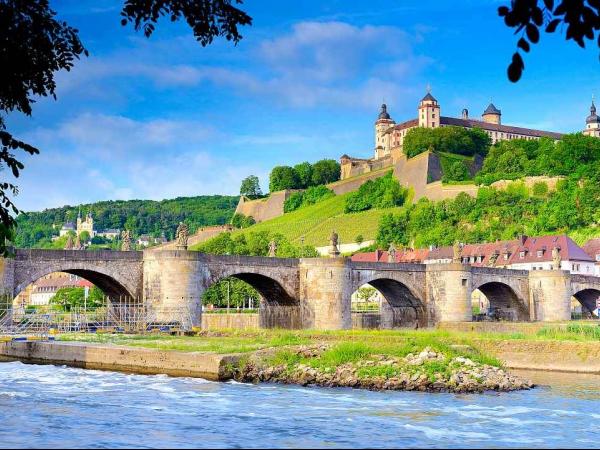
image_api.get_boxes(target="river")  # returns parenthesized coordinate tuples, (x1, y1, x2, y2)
(0, 362, 599, 448)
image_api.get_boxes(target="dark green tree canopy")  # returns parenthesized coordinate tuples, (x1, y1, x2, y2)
(403, 126, 491, 159)
(269, 166, 300, 192)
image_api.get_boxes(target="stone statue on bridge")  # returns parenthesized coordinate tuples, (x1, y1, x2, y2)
(74, 234, 83, 250)
(552, 246, 562, 270)
(268, 240, 277, 257)
(388, 243, 397, 263)
(176, 222, 189, 250)
(329, 230, 340, 258)
(121, 230, 132, 251)
(453, 241, 462, 263)
(64, 234, 74, 250)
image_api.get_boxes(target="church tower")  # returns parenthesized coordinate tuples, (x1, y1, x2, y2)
(583, 97, 600, 138)
(418, 89, 440, 128)
(374, 103, 395, 159)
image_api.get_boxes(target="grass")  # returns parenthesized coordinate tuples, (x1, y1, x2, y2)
(190, 191, 406, 248)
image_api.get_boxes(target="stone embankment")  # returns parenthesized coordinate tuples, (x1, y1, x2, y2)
(234, 345, 534, 393)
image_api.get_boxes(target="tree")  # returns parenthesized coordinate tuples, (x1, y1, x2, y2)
(239, 175, 262, 199)
(50, 286, 105, 311)
(311, 159, 341, 186)
(79, 230, 91, 244)
(443, 161, 470, 183)
(294, 162, 313, 189)
(269, 166, 300, 192)
(1, 0, 252, 255)
(499, 0, 600, 82)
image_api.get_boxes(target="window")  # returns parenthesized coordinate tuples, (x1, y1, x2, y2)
(596, 254, 600, 262)
(519, 251, 525, 259)
(504, 253, 509, 260)
(537, 250, 543, 257)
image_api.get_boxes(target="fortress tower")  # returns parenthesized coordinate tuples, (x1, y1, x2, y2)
(374, 104, 395, 159)
(482, 103, 502, 125)
(418, 91, 440, 128)
(584, 98, 600, 138)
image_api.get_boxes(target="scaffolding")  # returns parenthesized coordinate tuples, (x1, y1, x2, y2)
(0, 297, 197, 339)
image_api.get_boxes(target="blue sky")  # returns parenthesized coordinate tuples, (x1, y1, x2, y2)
(7, 0, 599, 211)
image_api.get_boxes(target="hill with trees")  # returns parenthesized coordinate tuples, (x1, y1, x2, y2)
(15, 195, 238, 248)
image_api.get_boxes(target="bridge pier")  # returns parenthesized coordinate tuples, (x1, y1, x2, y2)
(299, 258, 351, 330)
(143, 251, 203, 326)
(426, 264, 472, 324)
(529, 270, 572, 321)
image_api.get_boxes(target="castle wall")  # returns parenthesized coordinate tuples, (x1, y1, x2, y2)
(234, 190, 296, 223)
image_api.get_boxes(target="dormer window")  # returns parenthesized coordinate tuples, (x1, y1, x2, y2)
(537, 250, 543, 258)
(503, 253, 509, 260)
(519, 251, 525, 259)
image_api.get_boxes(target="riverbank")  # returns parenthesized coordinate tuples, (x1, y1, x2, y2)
(5, 325, 600, 391)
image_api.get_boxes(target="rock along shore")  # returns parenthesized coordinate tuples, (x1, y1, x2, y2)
(234, 345, 534, 394)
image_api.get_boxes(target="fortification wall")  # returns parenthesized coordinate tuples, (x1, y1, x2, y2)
(490, 176, 563, 192)
(234, 190, 294, 223)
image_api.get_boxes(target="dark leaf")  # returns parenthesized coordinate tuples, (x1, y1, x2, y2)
(518, 37, 531, 52)
(526, 23, 540, 43)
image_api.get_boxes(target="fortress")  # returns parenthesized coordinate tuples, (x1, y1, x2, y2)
(236, 93, 599, 224)
(341, 91, 598, 180)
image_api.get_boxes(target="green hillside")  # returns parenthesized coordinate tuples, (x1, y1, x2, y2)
(16, 195, 239, 248)
(191, 192, 404, 249)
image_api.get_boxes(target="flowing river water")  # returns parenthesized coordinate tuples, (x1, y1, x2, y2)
(0, 362, 599, 448)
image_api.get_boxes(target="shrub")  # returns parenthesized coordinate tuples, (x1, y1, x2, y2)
(345, 172, 408, 213)
(231, 213, 255, 229)
(284, 186, 335, 213)
(532, 181, 549, 197)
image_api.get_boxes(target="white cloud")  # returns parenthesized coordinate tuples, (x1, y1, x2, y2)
(14, 113, 267, 211)
(56, 21, 433, 110)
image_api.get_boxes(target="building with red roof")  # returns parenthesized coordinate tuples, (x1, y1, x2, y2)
(351, 234, 596, 276)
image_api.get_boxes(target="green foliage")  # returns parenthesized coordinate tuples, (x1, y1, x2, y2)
(345, 172, 408, 213)
(293, 162, 313, 189)
(239, 175, 262, 199)
(269, 159, 340, 193)
(230, 213, 255, 229)
(15, 195, 238, 248)
(198, 230, 318, 258)
(376, 210, 410, 248)
(202, 277, 260, 308)
(79, 230, 90, 243)
(269, 166, 300, 192)
(284, 186, 335, 213)
(476, 134, 600, 185)
(403, 126, 491, 158)
(376, 177, 600, 249)
(532, 181, 549, 197)
(355, 234, 364, 245)
(50, 286, 105, 312)
(311, 159, 340, 186)
(443, 161, 470, 183)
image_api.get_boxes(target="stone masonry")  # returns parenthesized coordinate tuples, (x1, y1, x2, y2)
(1, 249, 600, 329)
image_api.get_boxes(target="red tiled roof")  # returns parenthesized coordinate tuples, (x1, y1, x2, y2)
(351, 234, 592, 267)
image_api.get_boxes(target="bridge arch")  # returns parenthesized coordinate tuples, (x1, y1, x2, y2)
(351, 274, 427, 329)
(572, 288, 600, 317)
(14, 266, 137, 301)
(203, 257, 301, 329)
(472, 281, 529, 321)
(12, 250, 143, 301)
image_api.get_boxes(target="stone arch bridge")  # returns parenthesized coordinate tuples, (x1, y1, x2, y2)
(1, 249, 599, 329)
